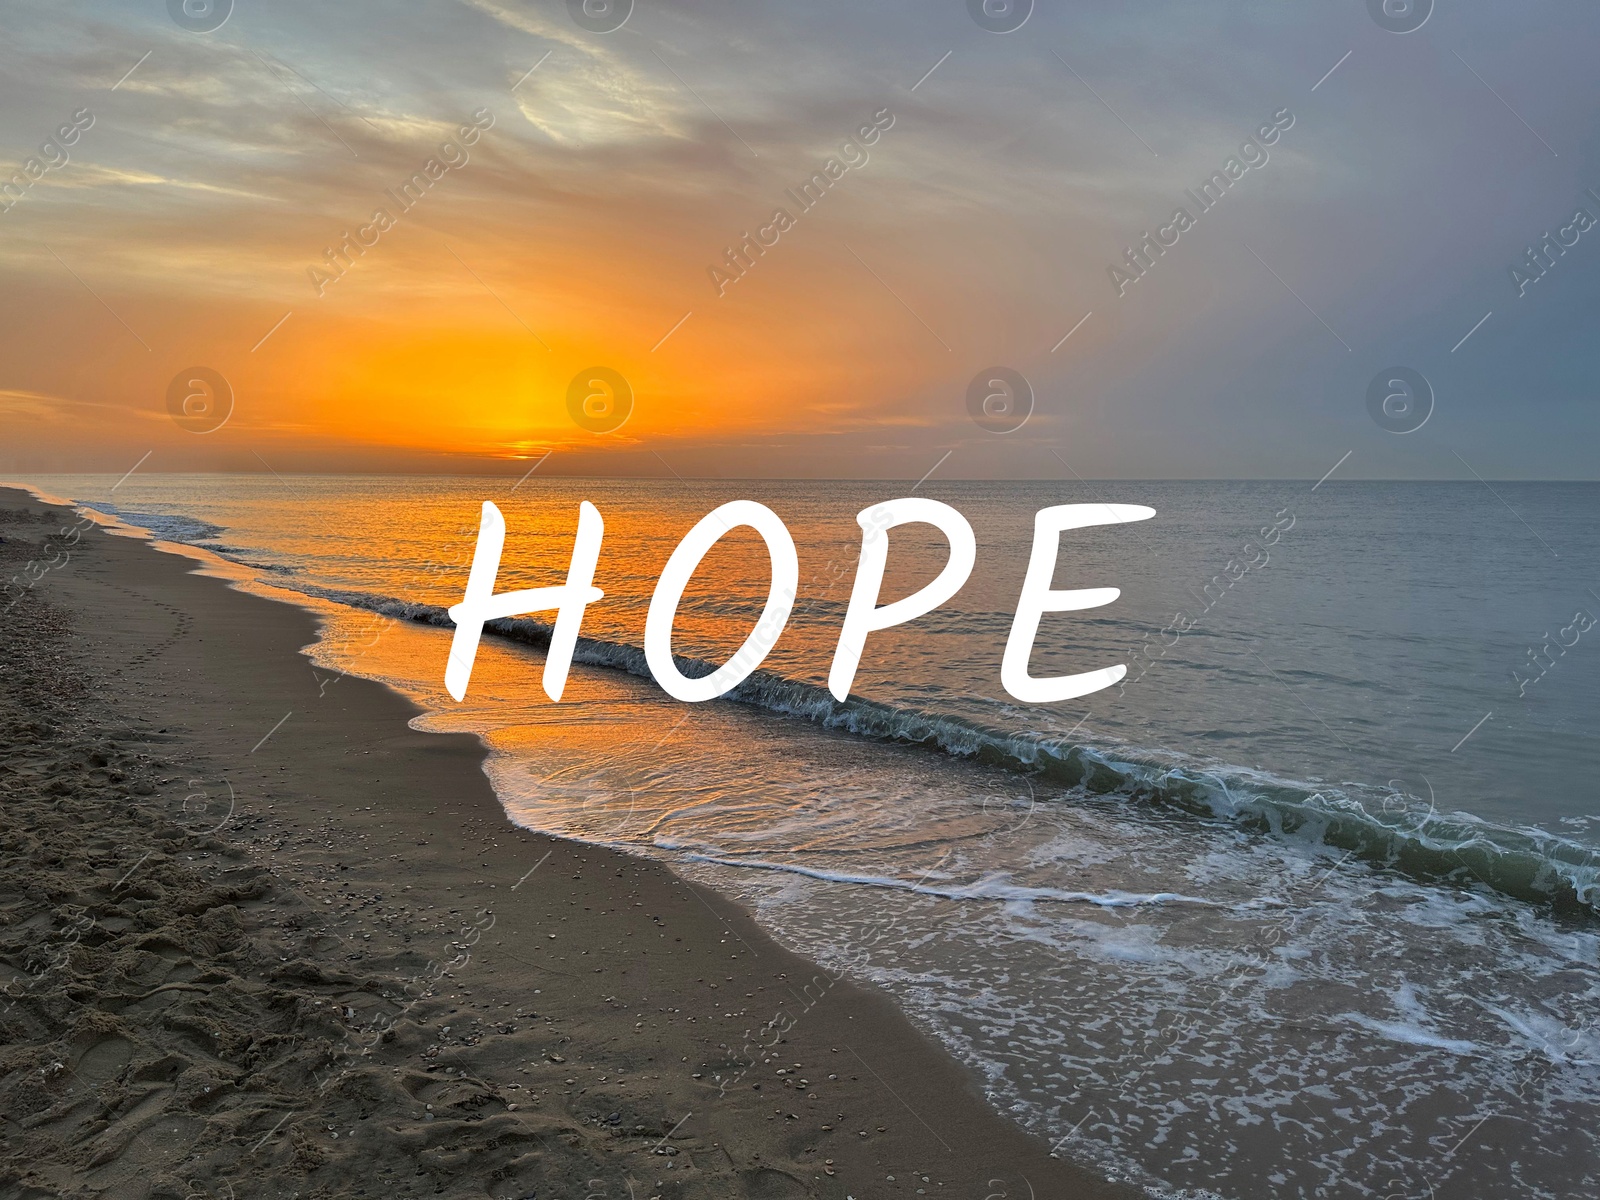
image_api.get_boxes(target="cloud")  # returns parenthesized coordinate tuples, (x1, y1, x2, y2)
(1, 0, 1598, 476)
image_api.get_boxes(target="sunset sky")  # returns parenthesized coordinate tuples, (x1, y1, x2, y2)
(2, 0, 1598, 479)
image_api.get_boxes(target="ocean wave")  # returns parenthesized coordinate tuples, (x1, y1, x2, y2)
(81, 504, 225, 546)
(77, 512, 1600, 923)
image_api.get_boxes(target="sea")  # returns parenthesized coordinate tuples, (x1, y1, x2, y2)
(11, 474, 1600, 1199)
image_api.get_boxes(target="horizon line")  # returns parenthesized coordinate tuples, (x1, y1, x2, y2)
(7, 473, 1600, 485)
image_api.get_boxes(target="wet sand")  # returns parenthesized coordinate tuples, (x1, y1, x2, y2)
(0, 486, 1133, 1200)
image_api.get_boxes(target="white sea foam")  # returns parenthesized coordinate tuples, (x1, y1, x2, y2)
(667, 849, 1216, 908)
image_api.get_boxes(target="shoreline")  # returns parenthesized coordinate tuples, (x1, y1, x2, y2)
(0, 485, 1133, 1200)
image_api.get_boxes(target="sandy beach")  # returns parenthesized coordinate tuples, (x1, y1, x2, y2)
(0, 486, 1130, 1200)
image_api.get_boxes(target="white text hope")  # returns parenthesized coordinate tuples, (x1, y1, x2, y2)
(444, 499, 1154, 706)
